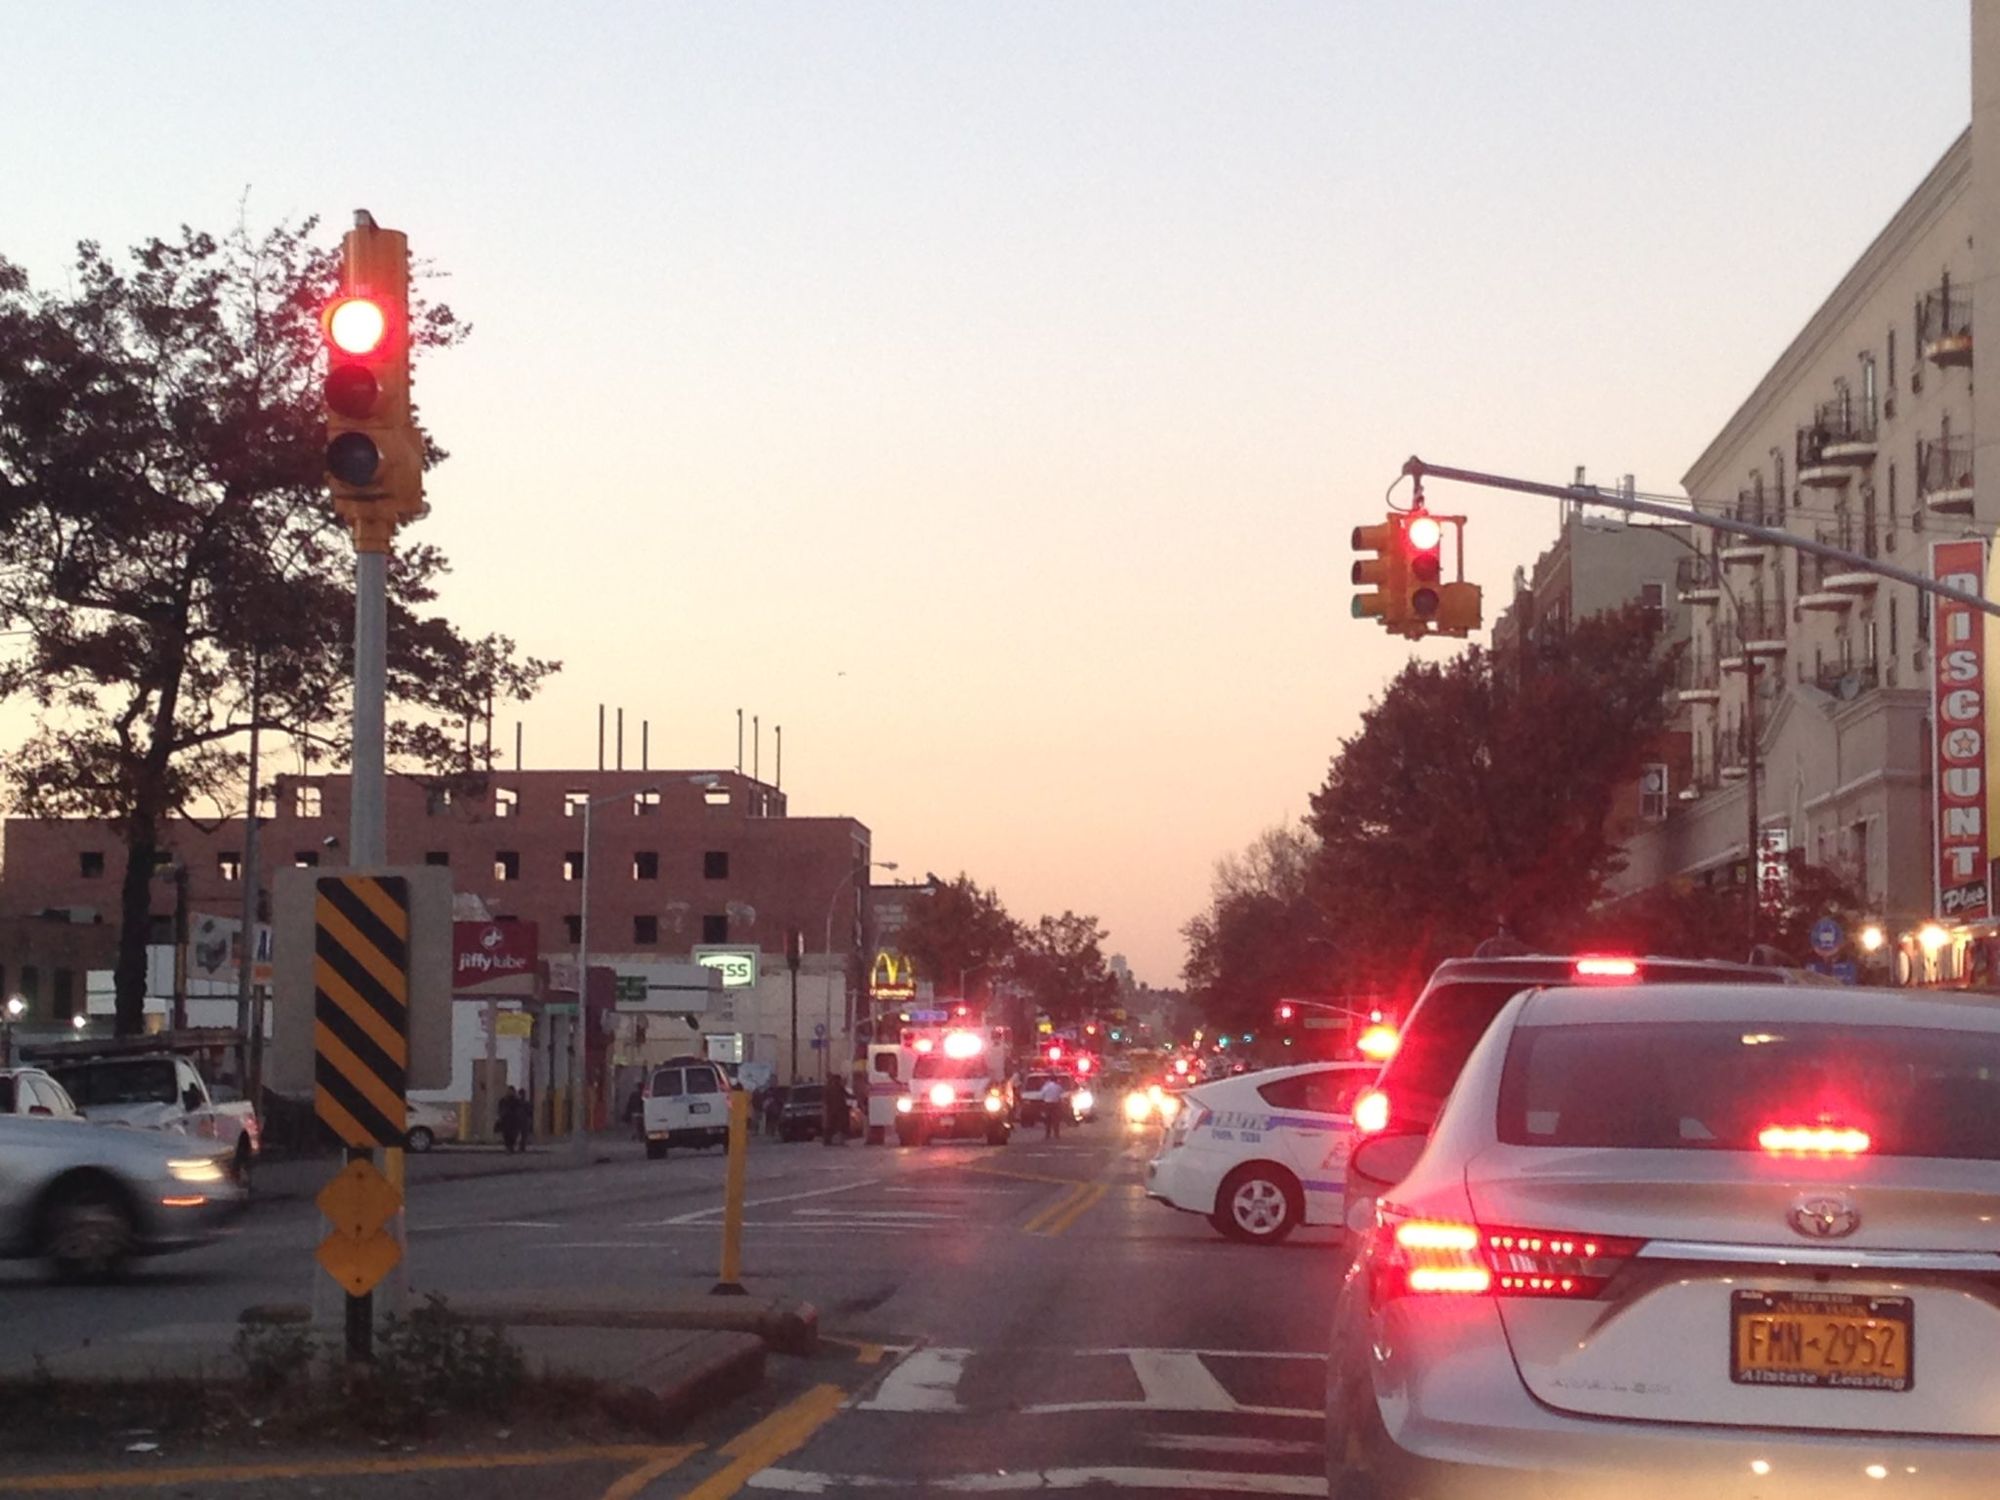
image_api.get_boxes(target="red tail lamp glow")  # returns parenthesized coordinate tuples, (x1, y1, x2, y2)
(324, 297, 387, 355)
(1375, 1219, 1643, 1306)
(1173, 1058, 1190, 1076)
(913, 1038, 935, 1054)
(1574, 957, 1639, 979)
(1356, 1024, 1400, 1061)
(1353, 1088, 1390, 1135)
(1759, 1124, 1871, 1156)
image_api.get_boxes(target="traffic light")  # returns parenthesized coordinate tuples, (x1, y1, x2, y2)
(1404, 511, 1444, 624)
(1351, 517, 1405, 628)
(1275, 1001, 1297, 1024)
(322, 215, 423, 548)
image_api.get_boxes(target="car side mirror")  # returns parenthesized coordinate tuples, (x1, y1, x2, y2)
(1349, 1131, 1427, 1192)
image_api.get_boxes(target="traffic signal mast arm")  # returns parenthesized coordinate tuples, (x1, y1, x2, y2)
(1401, 456, 2000, 620)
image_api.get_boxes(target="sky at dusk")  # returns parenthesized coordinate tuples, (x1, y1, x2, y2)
(1, 1, 1974, 984)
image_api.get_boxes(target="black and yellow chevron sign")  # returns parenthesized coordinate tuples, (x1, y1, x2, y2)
(313, 874, 410, 1146)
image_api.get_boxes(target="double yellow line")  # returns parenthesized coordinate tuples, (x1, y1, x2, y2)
(1023, 1179, 1107, 1237)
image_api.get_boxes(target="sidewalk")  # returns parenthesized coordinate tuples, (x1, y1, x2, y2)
(254, 1133, 654, 1202)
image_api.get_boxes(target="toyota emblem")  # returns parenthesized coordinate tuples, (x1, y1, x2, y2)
(1787, 1194, 1860, 1240)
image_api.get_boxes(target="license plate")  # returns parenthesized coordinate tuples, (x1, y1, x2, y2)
(689, 1102, 711, 1115)
(1731, 1290, 1912, 1391)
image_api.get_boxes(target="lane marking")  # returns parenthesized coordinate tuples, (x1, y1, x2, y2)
(682, 1382, 847, 1500)
(601, 1446, 702, 1500)
(747, 1466, 1327, 1493)
(1020, 1182, 1092, 1234)
(1128, 1348, 1237, 1411)
(645, 1176, 891, 1225)
(1083, 1348, 1323, 1360)
(821, 1335, 892, 1365)
(1038, 1182, 1108, 1237)
(1020, 1400, 1319, 1419)
(0, 1445, 696, 1494)
(791, 1209, 958, 1221)
(1146, 1434, 1322, 1458)
(855, 1347, 971, 1412)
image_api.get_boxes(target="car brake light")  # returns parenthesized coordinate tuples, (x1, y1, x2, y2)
(1574, 957, 1639, 979)
(1759, 1124, 1871, 1155)
(1356, 1024, 1400, 1061)
(1353, 1088, 1390, 1135)
(1371, 1215, 1643, 1308)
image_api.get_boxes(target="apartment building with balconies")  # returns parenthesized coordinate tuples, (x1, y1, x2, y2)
(1612, 130, 1976, 930)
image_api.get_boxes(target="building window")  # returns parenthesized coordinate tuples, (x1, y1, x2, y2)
(563, 914, 582, 944)
(1890, 598, 1899, 661)
(494, 787, 519, 819)
(704, 850, 730, 880)
(79, 851, 105, 879)
(1640, 582, 1664, 632)
(426, 785, 453, 816)
(1887, 462, 1898, 551)
(53, 968, 74, 1021)
(564, 790, 589, 818)
(563, 851, 584, 882)
(425, 851, 450, 867)
(294, 850, 320, 867)
(295, 784, 323, 818)
(634, 790, 661, 816)
(1887, 328, 1897, 394)
(19, 965, 39, 1007)
(494, 851, 521, 881)
(634, 915, 659, 946)
(632, 851, 659, 881)
(702, 914, 729, 944)
(1639, 764, 1668, 822)
(703, 785, 731, 808)
(1919, 582, 1931, 642)
(1861, 352, 1878, 428)
(218, 852, 242, 883)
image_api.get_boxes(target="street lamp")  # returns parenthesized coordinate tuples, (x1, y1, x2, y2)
(1, 996, 23, 1068)
(572, 784, 660, 1156)
(820, 860, 899, 1082)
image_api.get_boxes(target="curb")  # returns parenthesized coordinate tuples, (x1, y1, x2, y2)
(251, 1148, 630, 1203)
(596, 1330, 767, 1437)
(452, 1297, 821, 1357)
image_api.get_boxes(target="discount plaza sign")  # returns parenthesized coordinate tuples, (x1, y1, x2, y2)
(1933, 539, 1992, 921)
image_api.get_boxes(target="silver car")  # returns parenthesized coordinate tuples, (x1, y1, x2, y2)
(1328, 983, 2000, 1497)
(0, 1113, 246, 1278)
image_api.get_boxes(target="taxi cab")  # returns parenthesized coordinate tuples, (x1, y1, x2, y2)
(1145, 1061, 1375, 1243)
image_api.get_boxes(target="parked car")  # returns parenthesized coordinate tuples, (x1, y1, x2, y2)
(0, 1113, 246, 1277)
(641, 1056, 733, 1158)
(780, 1084, 826, 1141)
(1344, 953, 1831, 1233)
(404, 1097, 463, 1153)
(1147, 1061, 1375, 1243)
(1328, 981, 2000, 1498)
(0, 1068, 81, 1121)
(43, 1052, 261, 1181)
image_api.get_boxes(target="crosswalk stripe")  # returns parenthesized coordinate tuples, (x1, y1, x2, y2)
(747, 1467, 1327, 1494)
(855, 1347, 971, 1412)
(1128, 1348, 1237, 1411)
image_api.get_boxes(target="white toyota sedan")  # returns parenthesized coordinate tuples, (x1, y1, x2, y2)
(1146, 1061, 1376, 1243)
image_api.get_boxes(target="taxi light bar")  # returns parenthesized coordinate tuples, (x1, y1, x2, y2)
(1759, 1124, 1871, 1156)
(1574, 957, 1639, 979)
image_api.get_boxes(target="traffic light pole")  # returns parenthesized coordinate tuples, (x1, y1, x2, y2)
(1400, 457, 2000, 620)
(351, 549, 387, 865)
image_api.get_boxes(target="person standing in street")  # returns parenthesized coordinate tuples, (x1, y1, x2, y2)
(1039, 1074, 1066, 1140)
(823, 1071, 850, 1146)
(498, 1086, 528, 1154)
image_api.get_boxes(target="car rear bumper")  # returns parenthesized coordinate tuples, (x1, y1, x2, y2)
(1144, 1148, 1219, 1216)
(1341, 1298, 2000, 1498)
(901, 1108, 1004, 1136)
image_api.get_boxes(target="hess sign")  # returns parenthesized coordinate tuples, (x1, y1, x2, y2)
(693, 946, 759, 989)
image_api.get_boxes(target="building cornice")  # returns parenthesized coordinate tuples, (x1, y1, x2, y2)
(1684, 129, 1971, 497)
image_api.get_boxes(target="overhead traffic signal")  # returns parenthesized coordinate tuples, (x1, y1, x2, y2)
(1351, 517, 1405, 628)
(1350, 507, 1484, 641)
(1405, 512, 1443, 623)
(322, 214, 423, 549)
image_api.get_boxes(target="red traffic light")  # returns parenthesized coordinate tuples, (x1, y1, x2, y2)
(1276, 1002, 1297, 1023)
(1047, 1044, 1063, 1062)
(1405, 513, 1442, 553)
(324, 297, 388, 356)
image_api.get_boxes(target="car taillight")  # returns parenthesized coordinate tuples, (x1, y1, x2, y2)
(1371, 1214, 1643, 1308)
(1353, 1088, 1390, 1135)
(1573, 956, 1639, 979)
(1759, 1123, 1871, 1155)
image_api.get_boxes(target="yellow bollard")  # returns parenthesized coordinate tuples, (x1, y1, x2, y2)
(712, 1089, 750, 1296)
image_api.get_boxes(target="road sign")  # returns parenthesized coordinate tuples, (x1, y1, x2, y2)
(814, 1022, 827, 1038)
(1833, 960, 1859, 985)
(305, 874, 411, 1147)
(317, 1157, 403, 1239)
(272, 864, 453, 1093)
(316, 1221, 404, 1297)
(1810, 916, 1844, 957)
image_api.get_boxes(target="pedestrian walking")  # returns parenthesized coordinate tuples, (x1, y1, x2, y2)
(622, 1083, 644, 1141)
(822, 1072, 850, 1145)
(1039, 1074, 1066, 1140)
(497, 1086, 529, 1154)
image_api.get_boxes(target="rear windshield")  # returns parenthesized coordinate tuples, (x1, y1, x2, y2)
(1379, 981, 1537, 1120)
(49, 1059, 178, 1107)
(789, 1085, 824, 1104)
(1499, 1021, 2000, 1160)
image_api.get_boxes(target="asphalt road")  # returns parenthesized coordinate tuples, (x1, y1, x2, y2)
(0, 1121, 1342, 1496)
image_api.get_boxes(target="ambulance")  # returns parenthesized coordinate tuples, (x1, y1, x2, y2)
(890, 1023, 1014, 1147)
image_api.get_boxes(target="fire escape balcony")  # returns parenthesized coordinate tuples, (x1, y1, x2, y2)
(1815, 516, 1878, 597)
(1720, 492, 1776, 567)
(1675, 554, 1723, 605)
(1716, 722, 1750, 783)
(1919, 280, 1973, 368)
(1796, 399, 1877, 488)
(1719, 602, 1788, 670)
(1797, 549, 1852, 613)
(1676, 651, 1722, 705)
(1799, 654, 1880, 702)
(1918, 435, 1974, 515)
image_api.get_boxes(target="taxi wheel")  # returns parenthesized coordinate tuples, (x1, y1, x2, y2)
(1213, 1164, 1302, 1245)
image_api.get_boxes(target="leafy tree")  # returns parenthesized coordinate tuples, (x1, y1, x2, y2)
(1181, 824, 1332, 1033)
(1307, 606, 1677, 980)
(893, 873, 1020, 1002)
(1012, 910, 1119, 1026)
(0, 219, 557, 1034)
(1574, 860, 1872, 967)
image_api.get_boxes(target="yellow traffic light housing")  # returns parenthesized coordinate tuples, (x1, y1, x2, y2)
(1351, 517, 1406, 627)
(323, 217, 423, 552)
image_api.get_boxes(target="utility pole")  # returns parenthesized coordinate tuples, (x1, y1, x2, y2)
(171, 864, 190, 1031)
(236, 650, 263, 1093)
(787, 927, 802, 1083)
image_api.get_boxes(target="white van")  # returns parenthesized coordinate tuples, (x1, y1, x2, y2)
(641, 1056, 733, 1159)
